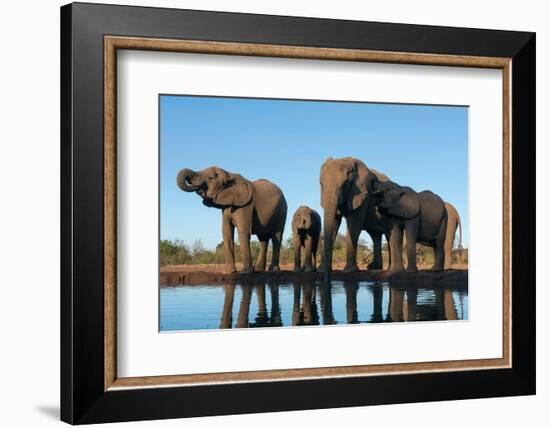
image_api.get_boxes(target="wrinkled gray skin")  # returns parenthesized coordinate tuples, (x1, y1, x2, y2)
(372, 180, 448, 272)
(177, 166, 287, 274)
(401, 201, 463, 270)
(292, 206, 321, 273)
(444, 202, 463, 269)
(319, 157, 393, 284)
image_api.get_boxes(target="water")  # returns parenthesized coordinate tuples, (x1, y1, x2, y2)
(160, 280, 468, 332)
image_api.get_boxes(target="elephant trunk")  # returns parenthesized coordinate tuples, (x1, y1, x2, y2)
(177, 168, 200, 192)
(322, 197, 339, 285)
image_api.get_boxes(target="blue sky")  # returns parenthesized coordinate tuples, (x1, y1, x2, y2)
(160, 95, 468, 249)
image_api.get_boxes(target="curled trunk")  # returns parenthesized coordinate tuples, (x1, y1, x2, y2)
(177, 168, 200, 192)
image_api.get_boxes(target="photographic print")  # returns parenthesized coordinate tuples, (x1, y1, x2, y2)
(62, 6, 535, 421)
(159, 95, 468, 332)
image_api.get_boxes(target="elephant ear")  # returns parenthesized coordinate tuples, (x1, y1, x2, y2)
(387, 191, 420, 219)
(346, 160, 370, 211)
(213, 173, 253, 207)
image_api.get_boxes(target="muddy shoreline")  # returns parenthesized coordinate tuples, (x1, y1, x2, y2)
(160, 267, 468, 288)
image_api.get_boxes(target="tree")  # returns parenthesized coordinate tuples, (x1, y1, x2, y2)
(192, 239, 206, 257)
(159, 239, 191, 266)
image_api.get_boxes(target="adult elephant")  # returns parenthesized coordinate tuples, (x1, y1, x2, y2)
(397, 201, 463, 270)
(319, 157, 392, 283)
(177, 166, 287, 273)
(444, 202, 463, 269)
(372, 180, 448, 272)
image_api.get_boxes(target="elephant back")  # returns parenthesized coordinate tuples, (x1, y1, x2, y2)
(371, 169, 391, 183)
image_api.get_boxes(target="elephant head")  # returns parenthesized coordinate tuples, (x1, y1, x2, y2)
(319, 157, 371, 282)
(372, 181, 419, 219)
(176, 166, 253, 208)
(292, 206, 314, 231)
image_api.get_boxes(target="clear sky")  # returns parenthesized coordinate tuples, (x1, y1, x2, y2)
(160, 95, 468, 249)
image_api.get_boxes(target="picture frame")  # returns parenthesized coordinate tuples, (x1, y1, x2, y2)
(60, 2, 535, 424)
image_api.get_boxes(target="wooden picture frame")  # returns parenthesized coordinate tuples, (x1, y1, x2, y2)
(61, 2, 535, 424)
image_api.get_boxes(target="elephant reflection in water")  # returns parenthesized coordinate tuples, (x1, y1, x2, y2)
(342, 280, 386, 324)
(385, 286, 418, 322)
(292, 281, 319, 326)
(343, 280, 359, 324)
(291, 281, 336, 326)
(347, 280, 465, 323)
(269, 283, 283, 327)
(382, 279, 462, 322)
(218, 279, 465, 329)
(369, 284, 384, 323)
(219, 283, 253, 329)
(219, 282, 282, 329)
(220, 284, 236, 328)
(319, 284, 336, 325)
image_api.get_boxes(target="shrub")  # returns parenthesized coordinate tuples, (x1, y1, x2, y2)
(159, 239, 190, 266)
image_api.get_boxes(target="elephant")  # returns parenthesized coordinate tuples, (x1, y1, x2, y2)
(291, 206, 321, 272)
(319, 156, 393, 283)
(400, 201, 463, 270)
(444, 202, 463, 269)
(371, 180, 448, 272)
(177, 166, 287, 273)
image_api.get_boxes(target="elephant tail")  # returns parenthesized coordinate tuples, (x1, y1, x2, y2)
(457, 211, 463, 263)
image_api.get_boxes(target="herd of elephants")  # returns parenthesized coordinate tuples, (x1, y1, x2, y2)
(176, 156, 463, 283)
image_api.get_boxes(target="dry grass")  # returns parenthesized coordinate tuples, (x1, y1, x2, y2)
(161, 262, 468, 273)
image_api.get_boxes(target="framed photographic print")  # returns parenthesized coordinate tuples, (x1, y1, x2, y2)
(60, 2, 535, 424)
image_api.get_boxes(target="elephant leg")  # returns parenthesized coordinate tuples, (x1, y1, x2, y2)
(385, 232, 392, 270)
(432, 216, 447, 271)
(269, 231, 282, 271)
(255, 237, 269, 272)
(343, 212, 362, 272)
(238, 231, 253, 273)
(222, 217, 236, 274)
(293, 235, 302, 272)
(444, 220, 457, 270)
(404, 221, 419, 273)
(312, 240, 318, 270)
(388, 223, 404, 272)
(432, 241, 445, 271)
(319, 215, 342, 273)
(368, 232, 383, 270)
(303, 236, 315, 272)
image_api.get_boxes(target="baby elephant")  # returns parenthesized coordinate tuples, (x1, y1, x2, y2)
(292, 206, 321, 272)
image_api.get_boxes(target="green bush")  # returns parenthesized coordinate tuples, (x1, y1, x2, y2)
(159, 239, 190, 266)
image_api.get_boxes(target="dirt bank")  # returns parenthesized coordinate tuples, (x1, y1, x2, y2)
(160, 263, 468, 287)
